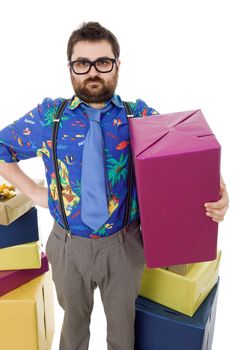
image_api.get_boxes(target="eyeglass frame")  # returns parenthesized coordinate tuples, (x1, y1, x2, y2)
(69, 57, 118, 75)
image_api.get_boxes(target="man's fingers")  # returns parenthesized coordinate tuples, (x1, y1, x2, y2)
(212, 217, 223, 223)
(205, 207, 227, 222)
(204, 180, 229, 223)
(205, 211, 224, 222)
(204, 187, 229, 210)
(220, 182, 226, 190)
(206, 206, 228, 216)
(204, 200, 225, 210)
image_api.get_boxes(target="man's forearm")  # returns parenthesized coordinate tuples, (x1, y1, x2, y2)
(0, 162, 40, 200)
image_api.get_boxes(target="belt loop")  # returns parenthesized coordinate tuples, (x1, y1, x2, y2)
(124, 225, 129, 233)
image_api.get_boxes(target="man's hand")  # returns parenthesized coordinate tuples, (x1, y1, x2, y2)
(31, 186, 49, 208)
(204, 182, 229, 223)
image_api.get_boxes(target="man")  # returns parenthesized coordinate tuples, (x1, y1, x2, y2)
(0, 22, 229, 350)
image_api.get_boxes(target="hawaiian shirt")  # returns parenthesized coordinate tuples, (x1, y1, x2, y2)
(0, 94, 158, 238)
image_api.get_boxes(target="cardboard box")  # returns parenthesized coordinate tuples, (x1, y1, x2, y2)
(0, 252, 49, 297)
(135, 279, 219, 350)
(0, 206, 39, 248)
(0, 177, 44, 225)
(139, 251, 221, 316)
(0, 241, 41, 270)
(128, 110, 221, 267)
(161, 264, 194, 275)
(167, 263, 194, 275)
(0, 270, 54, 350)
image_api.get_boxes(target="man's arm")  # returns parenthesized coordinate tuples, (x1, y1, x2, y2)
(0, 162, 48, 208)
(0, 98, 62, 208)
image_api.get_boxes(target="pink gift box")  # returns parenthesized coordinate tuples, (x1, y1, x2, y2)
(128, 110, 221, 268)
(0, 251, 49, 296)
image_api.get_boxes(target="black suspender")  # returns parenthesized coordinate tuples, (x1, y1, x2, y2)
(52, 99, 134, 236)
(122, 101, 135, 228)
(52, 99, 71, 236)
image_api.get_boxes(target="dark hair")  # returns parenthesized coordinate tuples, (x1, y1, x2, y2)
(67, 22, 120, 62)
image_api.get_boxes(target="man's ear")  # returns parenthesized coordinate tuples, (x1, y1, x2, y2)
(116, 59, 121, 72)
(67, 63, 73, 76)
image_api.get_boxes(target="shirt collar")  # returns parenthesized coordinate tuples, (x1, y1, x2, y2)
(68, 94, 124, 110)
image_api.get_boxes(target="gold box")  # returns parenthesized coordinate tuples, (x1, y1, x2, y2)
(0, 176, 44, 225)
(0, 241, 41, 270)
(139, 251, 221, 316)
(0, 270, 54, 350)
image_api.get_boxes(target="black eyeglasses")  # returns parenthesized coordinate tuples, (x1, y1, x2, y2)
(69, 57, 117, 75)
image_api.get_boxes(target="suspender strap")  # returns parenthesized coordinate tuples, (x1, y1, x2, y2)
(123, 101, 135, 228)
(52, 99, 71, 237)
(52, 99, 135, 236)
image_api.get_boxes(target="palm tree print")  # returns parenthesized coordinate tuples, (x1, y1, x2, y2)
(130, 198, 139, 221)
(72, 178, 81, 197)
(106, 150, 128, 187)
(41, 105, 70, 127)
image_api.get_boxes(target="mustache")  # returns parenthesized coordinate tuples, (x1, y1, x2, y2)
(84, 77, 104, 84)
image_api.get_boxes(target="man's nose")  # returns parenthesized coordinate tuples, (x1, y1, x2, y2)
(88, 64, 100, 76)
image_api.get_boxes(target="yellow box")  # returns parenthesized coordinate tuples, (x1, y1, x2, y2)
(0, 241, 41, 270)
(0, 270, 54, 350)
(139, 251, 221, 316)
(0, 176, 44, 225)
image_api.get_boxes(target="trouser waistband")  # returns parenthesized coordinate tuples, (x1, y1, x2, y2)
(52, 218, 140, 246)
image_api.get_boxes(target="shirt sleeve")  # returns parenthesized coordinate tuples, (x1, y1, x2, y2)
(0, 98, 57, 163)
(128, 99, 159, 118)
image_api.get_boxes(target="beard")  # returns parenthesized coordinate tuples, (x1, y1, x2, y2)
(71, 69, 119, 104)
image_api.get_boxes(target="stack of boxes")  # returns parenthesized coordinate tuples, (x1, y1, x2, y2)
(128, 110, 221, 349)
(0, 177, 54, 350)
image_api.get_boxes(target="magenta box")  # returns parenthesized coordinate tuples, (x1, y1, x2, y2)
(0, 252, 49, 296)
(128, 110, 221, 268)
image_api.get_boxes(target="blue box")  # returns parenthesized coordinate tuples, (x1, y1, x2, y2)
(135, 280, 219, 350)
(0, 207, 39, 248)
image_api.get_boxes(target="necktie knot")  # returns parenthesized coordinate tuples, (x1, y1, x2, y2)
(83, 102, 112, 123)
(88, 110, 101, 123)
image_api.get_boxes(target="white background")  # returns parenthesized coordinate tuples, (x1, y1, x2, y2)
(1, 0, 232, 349)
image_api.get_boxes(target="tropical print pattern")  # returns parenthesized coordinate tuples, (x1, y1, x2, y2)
(0, 94, 158, 238)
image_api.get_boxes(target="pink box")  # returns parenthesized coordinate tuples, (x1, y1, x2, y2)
(128, 110, 221, 268)
(0, 252, 49, 296)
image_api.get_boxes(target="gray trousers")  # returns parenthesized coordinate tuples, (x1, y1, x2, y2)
(45, 219, 145, 350)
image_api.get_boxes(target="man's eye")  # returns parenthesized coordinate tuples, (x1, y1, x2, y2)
(97, 60, 109, 66)
(76, 60, 89, 67)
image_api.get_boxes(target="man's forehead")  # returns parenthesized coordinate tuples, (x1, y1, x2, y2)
(71, 40, 114, 60)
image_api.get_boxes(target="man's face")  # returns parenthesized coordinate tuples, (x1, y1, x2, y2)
(69, 40, 120, 104)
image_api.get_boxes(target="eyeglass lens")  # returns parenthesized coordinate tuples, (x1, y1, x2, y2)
(71, 58, 115, 74)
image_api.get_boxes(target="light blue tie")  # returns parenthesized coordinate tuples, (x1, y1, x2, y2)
(80, 105, 110, 230)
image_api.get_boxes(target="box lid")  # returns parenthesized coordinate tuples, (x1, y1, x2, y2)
(129, 110, 220, 158)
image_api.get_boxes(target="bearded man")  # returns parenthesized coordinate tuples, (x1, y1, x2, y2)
(0, 22, 229, 350)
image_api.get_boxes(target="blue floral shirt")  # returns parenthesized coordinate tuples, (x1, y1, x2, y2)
(0, 94, 158, 237)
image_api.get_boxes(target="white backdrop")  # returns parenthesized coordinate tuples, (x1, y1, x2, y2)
(1, 0, 232, 349)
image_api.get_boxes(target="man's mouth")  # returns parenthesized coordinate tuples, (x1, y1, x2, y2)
(86, 81, 103, 88)
(85, 78, 103, 84)
(88, 81, 101, 84)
